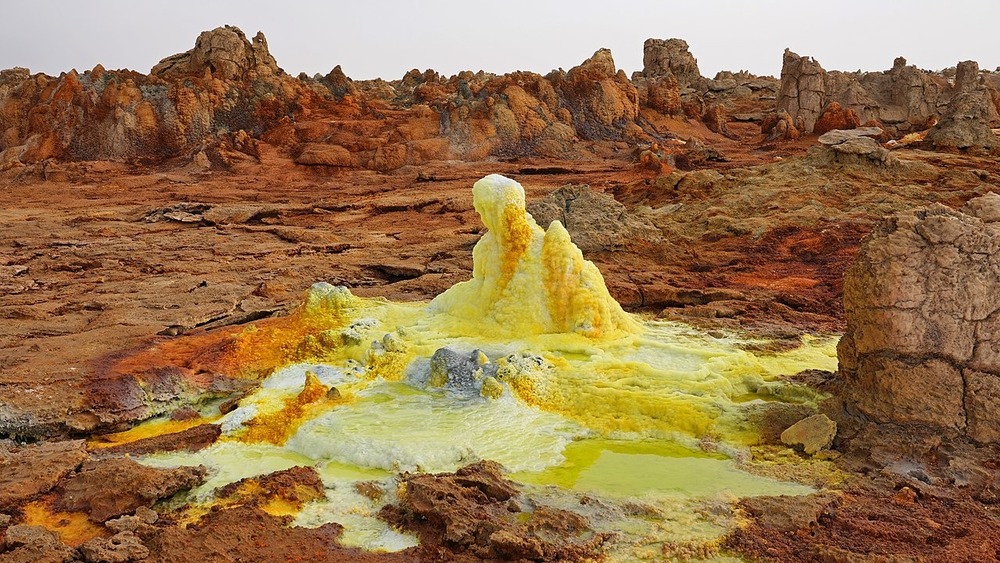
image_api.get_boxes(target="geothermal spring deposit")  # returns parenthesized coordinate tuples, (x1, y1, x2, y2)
(2, 23, 1000, 563)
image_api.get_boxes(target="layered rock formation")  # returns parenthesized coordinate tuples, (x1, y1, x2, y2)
(776, 50, 958, 134)
(837, 193, 1000, 443)
(639, 38, 702, 88)
(925, 60, 999, 151)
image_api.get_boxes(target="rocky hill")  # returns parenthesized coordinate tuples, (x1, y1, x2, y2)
(5, 25, 994, 177)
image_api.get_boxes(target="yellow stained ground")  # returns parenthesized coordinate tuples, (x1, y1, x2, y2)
(22, 500, 109, 547)
(126, 174, 838, 557)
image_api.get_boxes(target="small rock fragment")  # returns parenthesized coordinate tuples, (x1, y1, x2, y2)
(780, 414, 837, 454)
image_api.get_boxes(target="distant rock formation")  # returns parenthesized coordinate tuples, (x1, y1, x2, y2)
(16, 25, 998, 173)
(777, 50, 952, 134)
(634, 38, 761, 137)
(837, 193, 1000, 443)
(151, 25, 281, 80)
(925, 61, 999, 151)
(639, 38, 702, 88)
(0, 26, 312, 168)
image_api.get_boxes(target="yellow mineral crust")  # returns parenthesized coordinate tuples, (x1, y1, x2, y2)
(430, 174, 638, 338)
(239, 371, 340, 445)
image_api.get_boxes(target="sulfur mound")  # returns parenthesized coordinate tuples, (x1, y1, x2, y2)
(430, 174, 638, 338)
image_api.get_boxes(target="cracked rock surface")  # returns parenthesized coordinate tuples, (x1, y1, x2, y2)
(838, 192, 1000, 442)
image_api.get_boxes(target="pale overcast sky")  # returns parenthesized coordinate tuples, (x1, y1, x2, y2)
(2, 1, 998, 80)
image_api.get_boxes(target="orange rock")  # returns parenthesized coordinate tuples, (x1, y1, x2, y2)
(813, 101, 861, 135)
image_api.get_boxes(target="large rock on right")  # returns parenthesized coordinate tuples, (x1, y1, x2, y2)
(837, 193, 1000, 443)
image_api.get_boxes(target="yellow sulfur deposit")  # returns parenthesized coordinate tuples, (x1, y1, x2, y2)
(135, 174, 840, 556)
(22, 500, 108, 547)
(429, 174, 639, 338)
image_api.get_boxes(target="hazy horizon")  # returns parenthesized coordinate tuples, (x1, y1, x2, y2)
(2, 1, 998, 81)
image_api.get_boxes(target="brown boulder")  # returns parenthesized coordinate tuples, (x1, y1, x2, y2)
(1, 524, 76, 563)
(761, 109, 800, 141)
(294, 143, 354, 166)
(78, 531, 149, 563)
(0, 440, 88, 511)
(702, 102, 732, 137)
(57, 458, 206, 522)
(380, 461, 608, 560)
(837, 193, 1000, 443)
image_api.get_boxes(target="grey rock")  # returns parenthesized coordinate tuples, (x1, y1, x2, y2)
(926, 61, 998, 151)
(817, 127, 884, 145)
(527, 184, 662, 254)
(640, 38, 702, 88)
(427, 348, 498, 396)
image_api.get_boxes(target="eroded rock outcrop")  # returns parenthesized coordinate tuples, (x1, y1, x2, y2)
(777, 50, 952, 135)
(0, 26, 314, 167)
(639, 38, 702, 88)
(150, 25, 281, 80)
(837, 193, 1000, 443)
(552, 48, 641, 141)
(777, 49, 828, 133)
(925, 61, 999, 151)
(526, 183, 663, 253)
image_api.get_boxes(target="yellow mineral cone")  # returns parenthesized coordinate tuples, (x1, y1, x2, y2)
(430, 174, 638, 338)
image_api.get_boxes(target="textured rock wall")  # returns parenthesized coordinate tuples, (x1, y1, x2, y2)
(0, 26, 314, 168)
(640, 38, 702, 88)
(777, 50, 955, 134)
(926, 61, 999, 150)
(838, 193, 1000, 443)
